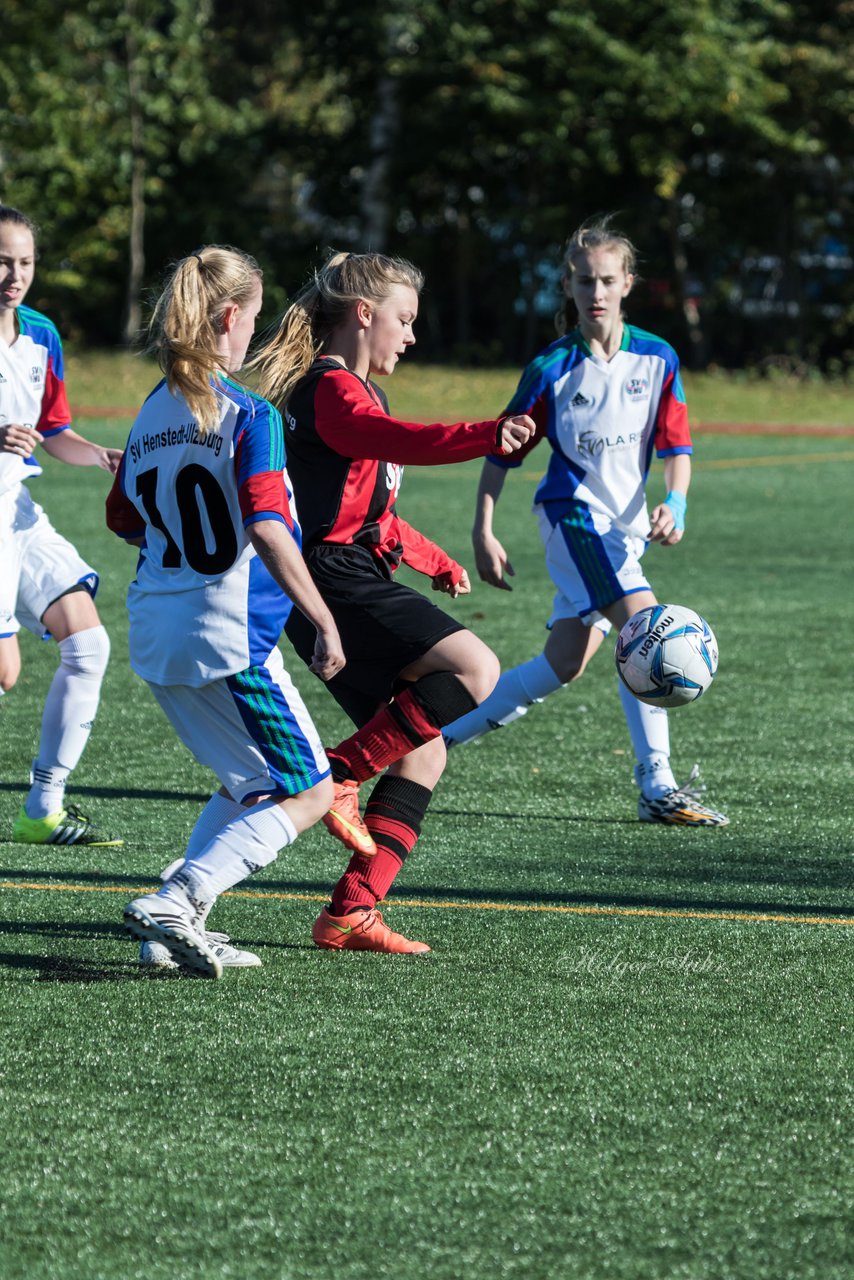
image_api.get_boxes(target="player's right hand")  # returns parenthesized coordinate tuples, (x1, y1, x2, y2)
(0, 422, 43, 457)
(494, 414, 535, 456)
(473, 531, 515, 591)
(309, 625, 346, 682)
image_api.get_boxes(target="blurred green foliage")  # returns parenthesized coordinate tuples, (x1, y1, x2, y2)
(1, 0, 852, 370)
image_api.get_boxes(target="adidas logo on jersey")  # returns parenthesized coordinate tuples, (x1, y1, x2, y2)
(571, 391, 592, 408)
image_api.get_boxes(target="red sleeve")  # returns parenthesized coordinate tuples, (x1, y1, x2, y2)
(654, 369, 692, 456)
(234, 432, 294, 529)
(397, 516, 462, 582)
(38, 356, 72, 435)
(314, 370, 503, 465)
(105, 463, 145, 539)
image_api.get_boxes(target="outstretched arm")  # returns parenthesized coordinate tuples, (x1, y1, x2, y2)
(41, 428, 122, 475)
(472, 458, 515, 590)
(313, 370, 534, 465)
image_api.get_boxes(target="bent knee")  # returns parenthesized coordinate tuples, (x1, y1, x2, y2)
(547, 653, 589, 684)
(59, 624, 111, 679)
(391, 735, 448, 790)
(0, 664, 21, 693)
(465, 648, 501, 704)
(0, 643, 21, 692)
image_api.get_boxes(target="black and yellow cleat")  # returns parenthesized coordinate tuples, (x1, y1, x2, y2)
(637, 765, 728, 827)
(12, 803, 124, 846)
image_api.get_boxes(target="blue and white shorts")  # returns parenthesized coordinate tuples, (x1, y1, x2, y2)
(536, 501, 650, 635)
(148, 645, 330, 802)
(0, 485, 98, 639)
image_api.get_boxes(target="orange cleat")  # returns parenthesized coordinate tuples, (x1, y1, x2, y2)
(312, 906, 431, 954)
(322, 778, 377, 854)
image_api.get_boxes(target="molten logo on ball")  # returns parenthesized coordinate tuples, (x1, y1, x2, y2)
(615, 604, 718, 708)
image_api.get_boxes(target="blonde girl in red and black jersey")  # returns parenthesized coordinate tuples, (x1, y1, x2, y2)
(253, 251, 534, 954)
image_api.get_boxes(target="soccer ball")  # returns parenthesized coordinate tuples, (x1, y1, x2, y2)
(615, 604, 718, 708)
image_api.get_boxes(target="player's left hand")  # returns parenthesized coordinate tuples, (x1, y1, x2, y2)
(649, 502, 684, 546)
(432, 567, 471, 598)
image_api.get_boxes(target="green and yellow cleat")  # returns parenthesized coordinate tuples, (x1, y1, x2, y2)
(12, 803, 124, 846)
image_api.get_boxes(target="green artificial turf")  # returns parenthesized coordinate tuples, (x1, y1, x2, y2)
(1, 372, 852, 1280)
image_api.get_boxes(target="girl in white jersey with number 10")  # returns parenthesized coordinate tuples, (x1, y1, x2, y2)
(444, 217, 727, 826)
(0, 204, 123, 847)
(107, 247, 345, 977)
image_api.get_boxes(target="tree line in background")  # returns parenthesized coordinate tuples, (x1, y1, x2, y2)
(1, 0, 852, 371)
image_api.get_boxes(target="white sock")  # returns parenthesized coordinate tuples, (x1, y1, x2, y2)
(158, 792, 246, 882)
(617, 680, 677, 798)
(158, 799, 298, 911)
(25, 625, 110, 819)
(443, 653, 564, 747)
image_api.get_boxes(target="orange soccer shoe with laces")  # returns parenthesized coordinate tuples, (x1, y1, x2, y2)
(322, 778, 377, 854)
(312, 906, 430, 954)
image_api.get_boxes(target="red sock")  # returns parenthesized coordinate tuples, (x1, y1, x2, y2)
(330, 672, 477, 783)
(330, 776, 432, 915)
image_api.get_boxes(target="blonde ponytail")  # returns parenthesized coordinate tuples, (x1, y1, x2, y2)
(148, 246, 262, 430)
(251, 250, 423, 406)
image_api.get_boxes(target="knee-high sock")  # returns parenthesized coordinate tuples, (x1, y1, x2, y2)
(158, 792, 247, 882)
(158, 799, 298, 916)
(617, 680, 676, 797)
(26, 625, 110, 819)
(442, 653, 563, 747)
(329, 671, 476, 783)
(330, 775, 432, 915)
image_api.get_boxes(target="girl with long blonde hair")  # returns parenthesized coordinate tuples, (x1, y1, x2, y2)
(253, 249, 535, 954)
(108, 245, 346, 976)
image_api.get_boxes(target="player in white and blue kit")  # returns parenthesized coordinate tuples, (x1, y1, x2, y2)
(0, 204, 122, 847)
(108, 246, 344, 976)
(444, 218, 727, 825)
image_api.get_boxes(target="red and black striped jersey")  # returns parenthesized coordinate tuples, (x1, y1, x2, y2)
(283, 358, 505, 575)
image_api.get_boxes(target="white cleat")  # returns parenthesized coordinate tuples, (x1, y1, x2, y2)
(124, 893, 223, 979)
(139, 930, 262, 970)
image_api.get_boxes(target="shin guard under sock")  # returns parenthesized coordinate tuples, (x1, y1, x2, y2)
(329, 671, 476, 783)
(330, 775, 433, 915)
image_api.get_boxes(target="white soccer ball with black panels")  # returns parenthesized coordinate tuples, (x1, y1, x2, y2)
(615, 604, 718, 708)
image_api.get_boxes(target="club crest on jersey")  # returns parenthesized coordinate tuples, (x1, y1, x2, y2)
(30, 366, 43, 385)
(625, 377, 650, 400)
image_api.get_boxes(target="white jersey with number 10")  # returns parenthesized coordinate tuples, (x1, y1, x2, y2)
(108, 377, 299, 687)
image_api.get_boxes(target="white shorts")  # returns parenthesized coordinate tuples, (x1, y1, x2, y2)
(0, 485, 98, 639)
(536, 502, 651, 635)
(147, 645, 330, 802)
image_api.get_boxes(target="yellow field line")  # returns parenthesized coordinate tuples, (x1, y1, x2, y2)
(2, 880, 853, 929)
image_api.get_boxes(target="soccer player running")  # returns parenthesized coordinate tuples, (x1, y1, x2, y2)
(108, 247, 345, 978)
(0, 204, 122, 847)
(252, 251, 534, 954)
(443, 217, 727, 826)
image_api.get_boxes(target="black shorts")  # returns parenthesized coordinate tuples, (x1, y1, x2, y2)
(285, 542, 465, 727)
